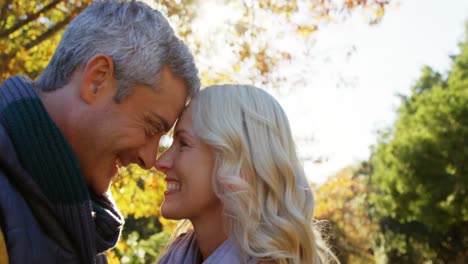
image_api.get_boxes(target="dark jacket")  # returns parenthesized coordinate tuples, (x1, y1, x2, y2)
(0, 125, 82, 263)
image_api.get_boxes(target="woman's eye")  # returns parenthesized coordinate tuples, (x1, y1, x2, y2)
(180, 141, 188, 147)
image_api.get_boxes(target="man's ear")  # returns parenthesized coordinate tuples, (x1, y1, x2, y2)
(80, 54, 114, 104)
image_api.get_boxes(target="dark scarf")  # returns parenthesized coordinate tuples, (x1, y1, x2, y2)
(0, 76, 123, 263)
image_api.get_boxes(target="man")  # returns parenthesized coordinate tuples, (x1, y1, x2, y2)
(0, 0, 199, 263)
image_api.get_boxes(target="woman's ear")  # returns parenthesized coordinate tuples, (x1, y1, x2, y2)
(79, 54, 114, 104)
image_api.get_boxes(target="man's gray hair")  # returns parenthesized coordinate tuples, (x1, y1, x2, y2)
(35, 0, 199, 101)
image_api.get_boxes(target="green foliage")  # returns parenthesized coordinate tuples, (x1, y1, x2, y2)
(370, 22, 468, 263)
(111, 230, 170, 264)
(111, 165, 166, 219)
(108, 165, 170, 263)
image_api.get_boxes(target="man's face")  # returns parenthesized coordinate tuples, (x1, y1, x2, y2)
(74, 67, 188, 194)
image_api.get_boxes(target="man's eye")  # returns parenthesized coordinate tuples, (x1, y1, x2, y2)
(149, 126, 161, 137)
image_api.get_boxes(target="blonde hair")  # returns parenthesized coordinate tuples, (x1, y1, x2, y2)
(168, 85, 338, 264)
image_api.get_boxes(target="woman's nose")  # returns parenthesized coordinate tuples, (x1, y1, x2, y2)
(154, 149, 172, 173)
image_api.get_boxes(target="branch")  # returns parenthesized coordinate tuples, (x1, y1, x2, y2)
(0, 0, 13, 29)
(24, 5, 85, 51)
(0, 0, 64, 39)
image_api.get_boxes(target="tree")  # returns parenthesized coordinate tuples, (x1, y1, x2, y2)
(1, 0, 393, 84)
(161, 0, 392, 86)
(108, 165, 179, 263)
(314, 163, 380, 263)
(0, 0, 92, 80)
(1, 1, 395, 263)
(370, 23, 468, 263)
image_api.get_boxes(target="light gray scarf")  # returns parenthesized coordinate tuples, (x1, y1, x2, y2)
(158, 232, 257, 264)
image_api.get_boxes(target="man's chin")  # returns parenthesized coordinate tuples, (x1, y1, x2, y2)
(88, 178, 113, 196)
(92, 186, 110, 196)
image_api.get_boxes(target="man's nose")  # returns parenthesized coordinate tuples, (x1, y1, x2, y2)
(136, 140, 159, 170)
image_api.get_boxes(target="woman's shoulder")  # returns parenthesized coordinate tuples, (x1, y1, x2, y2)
(204, 238, 261, 264)
(170, 232, 195, 246)
(158, 232, 200, 264)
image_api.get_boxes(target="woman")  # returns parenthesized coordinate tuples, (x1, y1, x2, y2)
(156, 85, 338, 264)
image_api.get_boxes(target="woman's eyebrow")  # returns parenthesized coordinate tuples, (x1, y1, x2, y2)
(174, 129, 187, 137)
(174, 129, 195, 139)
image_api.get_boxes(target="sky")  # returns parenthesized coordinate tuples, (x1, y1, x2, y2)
(277, 0, 468, 183)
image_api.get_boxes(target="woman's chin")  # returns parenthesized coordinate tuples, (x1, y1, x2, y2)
(161, 205, 183, 220)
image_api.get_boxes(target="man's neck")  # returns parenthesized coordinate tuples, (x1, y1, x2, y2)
(38, 83, 77, 145)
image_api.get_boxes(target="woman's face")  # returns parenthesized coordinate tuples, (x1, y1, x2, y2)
(155, 104, 222, 222)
